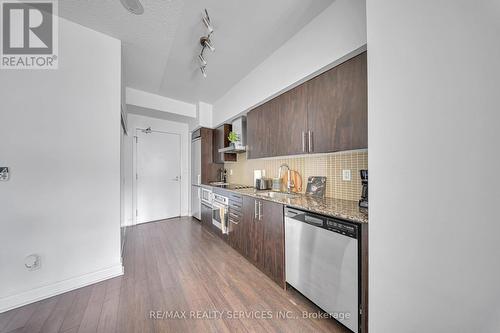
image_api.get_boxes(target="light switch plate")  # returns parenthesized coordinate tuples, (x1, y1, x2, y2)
(342, 169, 351, 181)
(0, 167, 9, 181)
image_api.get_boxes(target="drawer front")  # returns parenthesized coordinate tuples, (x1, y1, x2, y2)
(229, 200, 243, 211)
(229, 192, 243, 202)
(228, 208, 242, 221)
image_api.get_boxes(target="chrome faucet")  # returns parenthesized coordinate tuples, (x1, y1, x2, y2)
(278, 164, 294, 193)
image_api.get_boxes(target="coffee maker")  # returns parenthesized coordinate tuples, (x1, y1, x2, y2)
(359, 170, 368, 208)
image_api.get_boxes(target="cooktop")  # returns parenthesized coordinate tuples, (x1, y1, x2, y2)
(209, 182, 253, 190)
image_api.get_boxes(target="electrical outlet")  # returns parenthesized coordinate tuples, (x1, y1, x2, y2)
(229, 169, 233, 176)
(342, 169, 351, 181)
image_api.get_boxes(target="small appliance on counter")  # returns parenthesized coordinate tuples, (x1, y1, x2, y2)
(272, 178, 282, 191)
(305, 176, 327, 197)
(359, 170, 368, 208)
(255, 178, 273, 190)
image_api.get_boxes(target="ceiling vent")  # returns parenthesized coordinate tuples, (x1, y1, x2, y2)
(120, 0, 144, 15)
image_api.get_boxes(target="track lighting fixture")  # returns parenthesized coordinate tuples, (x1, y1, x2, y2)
(197, 9, 215, 78)
(120, 0, 144, 15)
(198, 54, 207, 66)
(202, 9, 213, 33)
(200, 37, 215, 52)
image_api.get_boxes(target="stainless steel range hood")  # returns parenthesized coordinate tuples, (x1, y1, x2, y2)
(218, 116, 246, 153)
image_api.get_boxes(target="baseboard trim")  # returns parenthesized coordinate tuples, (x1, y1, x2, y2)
(0, 264, 124, 313)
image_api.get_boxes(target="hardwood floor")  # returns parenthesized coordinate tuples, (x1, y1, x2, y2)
(0, 217, 350, 333)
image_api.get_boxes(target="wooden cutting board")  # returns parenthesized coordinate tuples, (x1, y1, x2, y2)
(281, 170, 302, 193)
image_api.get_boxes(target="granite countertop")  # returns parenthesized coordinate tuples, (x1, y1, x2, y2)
(204, 184, 368, 224)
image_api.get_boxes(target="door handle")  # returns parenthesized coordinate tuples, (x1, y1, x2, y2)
(308, 131, 313, 153)
(171, 176, 180, 181)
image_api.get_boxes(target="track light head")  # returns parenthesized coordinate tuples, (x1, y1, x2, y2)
(202, 9, 213, 33)
(198, 53, 207, 66)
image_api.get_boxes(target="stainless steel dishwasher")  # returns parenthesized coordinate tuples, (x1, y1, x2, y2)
(285, 207, 360, 333)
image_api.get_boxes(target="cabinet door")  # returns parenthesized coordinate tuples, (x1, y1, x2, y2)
(247, 106, 266, 159)
(228, 206, 243, 254)
(276, 85, 308, 156)
(241, 196, 255, 258)
(306, 52, 367, 153)
(242, 196, 264, 265)
(261, 200, 285, 287)
(247, 100, 279, 159)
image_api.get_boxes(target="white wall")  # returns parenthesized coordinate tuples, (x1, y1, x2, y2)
(126, 87, 197, 118)
(212, 0, 366, 126)
(197, 101, 213, 129)
(0, 18, 122, 311)
(122, 114, 190, 226)
(368, 1, 500, 332)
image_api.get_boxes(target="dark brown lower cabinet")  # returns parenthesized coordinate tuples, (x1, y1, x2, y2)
(261, 200, 285, 288)
(242, 196, 285, 288)
(228, 201, 245, 256)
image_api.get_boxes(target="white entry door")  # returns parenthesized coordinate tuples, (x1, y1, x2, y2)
(136, 130, 181, 223)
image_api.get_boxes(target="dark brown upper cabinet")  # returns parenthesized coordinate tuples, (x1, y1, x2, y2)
(247, 103, 275, 159)
(276, 84, 309, 156)
(246, 52, 367, 159)
(199, 127, 223, 184)
(306, 52, 367, 153)
(213, 124, 237, 163)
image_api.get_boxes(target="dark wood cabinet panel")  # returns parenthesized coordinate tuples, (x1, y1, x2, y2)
(276, 85, 309, 156)
(246, 51, 367, 159)
(241, 196, 252, 258)
(241, 196, 284, 287)
(228, 191, 244, 255)
(200, 127, 223, 184)
(247, 99, 280, 159)
(213, 124, 236, 163)
(242, 196, 264, 265)
(306, 52, 367, 153)
(261, 200, 285, 287)
(247, 106, 267, 159)
(228, 206, 243, 255)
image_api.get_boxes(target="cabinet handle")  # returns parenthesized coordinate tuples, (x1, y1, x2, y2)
(308, 131, 313, 152)
(258, 201, 263, 221)
(302, 131, 306, 152)
(254, 200, 258, 219)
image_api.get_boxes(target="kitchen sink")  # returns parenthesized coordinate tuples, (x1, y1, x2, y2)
(255, 191, 299, 199)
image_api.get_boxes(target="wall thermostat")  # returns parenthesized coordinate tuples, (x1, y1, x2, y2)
(0, 167, 9, 181)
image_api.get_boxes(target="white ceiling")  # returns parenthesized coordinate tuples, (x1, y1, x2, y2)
(59, 0, 334, 104)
